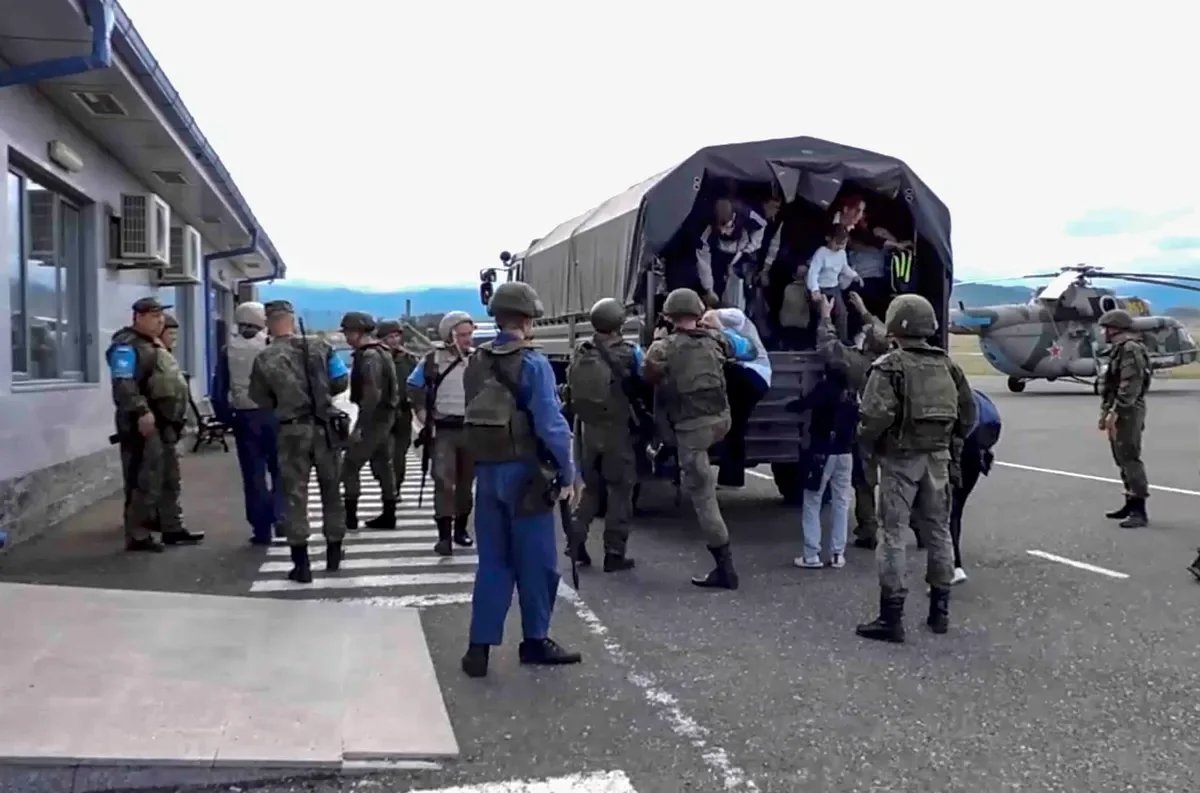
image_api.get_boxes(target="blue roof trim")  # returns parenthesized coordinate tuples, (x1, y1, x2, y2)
(107, 1, 285, 281)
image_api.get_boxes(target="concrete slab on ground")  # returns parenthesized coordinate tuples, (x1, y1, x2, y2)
(0, 582, 458, 769)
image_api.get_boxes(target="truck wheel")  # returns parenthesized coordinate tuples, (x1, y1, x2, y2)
(771, 463, 804, 504)
(1006, 377, 1026, 393)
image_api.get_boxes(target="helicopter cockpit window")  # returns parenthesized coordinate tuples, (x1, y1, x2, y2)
(1100, 296, 1117, 312)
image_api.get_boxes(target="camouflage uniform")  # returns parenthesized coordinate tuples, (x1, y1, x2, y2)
(855, 294, 976, 643)
(250, 300, 350, 583)
(566, 298, 640, 570)
(815, 300, 890, 547)
(340, 312, 400, 530)
(645, 288, 741, 590)
(1098, 309, 1151, 528)
(376, 319, 418, 498)
(105, 296, 199, 552)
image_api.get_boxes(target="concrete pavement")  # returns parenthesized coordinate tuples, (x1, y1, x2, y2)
(2, 375, 1198, 792)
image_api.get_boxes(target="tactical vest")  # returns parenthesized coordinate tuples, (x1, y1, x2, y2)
(390, 348, 417, 413)
(660, 329, 729, 424)
(226, 332, 267, 410)
(424, 347, 469, 418)
(148, 346, 189, 424)
(568, 335, 635, 427)
(890, 347, 959, 452)
(463, 338, 538, 463)
(350, 342, 399, 409)
(1101, 339, 1150, 409)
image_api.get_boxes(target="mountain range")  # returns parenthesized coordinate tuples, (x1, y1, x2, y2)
(258, 278, 1200, 329)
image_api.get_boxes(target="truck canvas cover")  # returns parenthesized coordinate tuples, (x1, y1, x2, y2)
(519, 136, 952, 321)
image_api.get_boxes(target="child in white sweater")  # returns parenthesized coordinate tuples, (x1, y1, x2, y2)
(805, 225, 860, 342)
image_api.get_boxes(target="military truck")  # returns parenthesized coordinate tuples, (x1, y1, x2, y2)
(479, 135, 952, 501)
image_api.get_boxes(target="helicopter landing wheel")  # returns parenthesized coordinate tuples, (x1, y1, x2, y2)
(1007, 377, 1026, 393)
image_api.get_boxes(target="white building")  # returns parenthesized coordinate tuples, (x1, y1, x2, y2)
(0, 0, 286, 546)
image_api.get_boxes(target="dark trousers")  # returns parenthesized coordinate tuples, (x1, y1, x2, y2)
(232, 408, 284, 540)
(718, 365, 770, 486)
(949, 442, 984, 568)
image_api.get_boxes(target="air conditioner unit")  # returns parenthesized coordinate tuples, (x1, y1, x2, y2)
(158, 224, 202, 285)
(119, 192, 170, 264)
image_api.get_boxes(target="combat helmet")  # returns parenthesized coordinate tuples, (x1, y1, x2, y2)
(884, 294, 938, 338)
(487, 281, 544, 319)
(662, 288, 705, 319)
(340, 311, 376, 333)
(589, 298, 625, 333)
(438, 310, 474, 341)
(234, 301, 266, 328)
(376, 319, 402, 338)
(1098, 308, 1134, 331)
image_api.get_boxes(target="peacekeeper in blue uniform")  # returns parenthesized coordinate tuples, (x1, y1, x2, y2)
(460, 281, 581, 678)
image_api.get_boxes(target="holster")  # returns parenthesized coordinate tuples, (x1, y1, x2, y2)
(516, 460, 558, 517)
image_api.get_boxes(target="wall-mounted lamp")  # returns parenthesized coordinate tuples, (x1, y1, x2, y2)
(48, 140, 84, 173)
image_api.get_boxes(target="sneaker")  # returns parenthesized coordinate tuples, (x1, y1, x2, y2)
(793, 556, 823, 569)
(951, 567, 968, 585)
(829, 553, 846, 569)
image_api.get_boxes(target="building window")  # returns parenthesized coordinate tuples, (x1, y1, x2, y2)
(158, 284, 194, 374)
(8, 169, 88, 383)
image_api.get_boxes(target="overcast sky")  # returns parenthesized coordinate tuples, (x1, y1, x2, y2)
(119, 0, 1198, 290)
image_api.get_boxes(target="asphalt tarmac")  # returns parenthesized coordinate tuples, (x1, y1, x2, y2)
(4, 375, 1199, 793)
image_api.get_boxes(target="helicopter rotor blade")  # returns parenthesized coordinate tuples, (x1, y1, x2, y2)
(1085, 271, 1200, 285)
(1108, 274, 1200, 295)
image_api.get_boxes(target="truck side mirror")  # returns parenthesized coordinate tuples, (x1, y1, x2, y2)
(480, 281, 493, 307)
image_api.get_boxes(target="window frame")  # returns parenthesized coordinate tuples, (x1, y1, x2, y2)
(8, 165, 91, 389)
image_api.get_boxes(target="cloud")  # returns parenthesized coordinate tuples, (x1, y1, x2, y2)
(1157, 236, 1200, 252)
(1063, 208, 1192, 237)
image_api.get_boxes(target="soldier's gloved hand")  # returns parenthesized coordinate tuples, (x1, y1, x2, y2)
(137, 412, 156, 438)
(568, 479, 585, 511)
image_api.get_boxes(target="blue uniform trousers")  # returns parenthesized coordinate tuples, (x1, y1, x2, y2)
(469, 461, 560, 645)
(232, 408, 284, 541)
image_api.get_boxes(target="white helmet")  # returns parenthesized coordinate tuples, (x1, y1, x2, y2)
(234, 301, 267, 328)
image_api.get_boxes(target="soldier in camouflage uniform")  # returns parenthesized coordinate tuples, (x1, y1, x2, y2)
(814, 291, 891, 549)
(250, 300, 351, 583)
(340, 312, 400, 530)
(1097, 308, 1151, 528)
(106, 297, 203, 551)
(854, 294, 976, 643)
(644, 288, 755, 590)
(160, 312, 180, 353)
(566, 297, 643, 572)
(375, 319, 419, 509)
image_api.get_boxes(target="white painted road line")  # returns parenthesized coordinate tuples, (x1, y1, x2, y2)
(334, 592, 475, 609)
(410, 770, 637, 793)
(258, 555, 477, 573)
(270, 529, 438, 544)
(559, 584, 759, 791)
(249, 571, 476, 593)
(265, 541, 470, 557)
(996, 461, 1200, 497)
(1026, 549, 1130, 580)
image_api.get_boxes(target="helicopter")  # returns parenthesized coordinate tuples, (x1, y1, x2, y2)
(948, 264, 1200, 393)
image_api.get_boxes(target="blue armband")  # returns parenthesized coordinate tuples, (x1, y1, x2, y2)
(109, 345, 137, 380)
(328, 351, 349, 379)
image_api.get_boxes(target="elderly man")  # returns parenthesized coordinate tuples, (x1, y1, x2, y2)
(408, 310, 477, 553)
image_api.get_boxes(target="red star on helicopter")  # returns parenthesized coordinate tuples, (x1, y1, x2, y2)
(1048, 341, 1063, 359)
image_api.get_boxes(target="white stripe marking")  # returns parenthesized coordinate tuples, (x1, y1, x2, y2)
(270, 529, 436, 544)
(1026, 549, 1130, 579)
(266, 542, 467, 557)
(411, 770, 636, 792)
(249, 571, 476, 593)
(332, 593, 475, 609)
(559, 584, 758, 791)
(258, 555, 476, 573)
(996, 461, 1200, 497)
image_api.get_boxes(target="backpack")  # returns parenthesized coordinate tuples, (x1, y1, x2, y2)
(971, 389, 1001, 451)
(568, 340, 627, 426)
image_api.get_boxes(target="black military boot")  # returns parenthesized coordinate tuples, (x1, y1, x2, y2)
(691, 543, 739, 590)
(927, 586, 950, 634)
(852, 536, 878, 550)
(326, 540, 343, 572)
(433, 517, 453, 556)
(603, 552, 635, 572)
(518, 638, 582, 666)
(1187, 549, 1200, 582)
(363, 500, 396, 529)
(162, 527, 205, 545)
(461, 644, 489, 678)
(126, 536, 164, 553)
(1119, 498, 1148, 528)
(345, 499, 359, 532)
(288, 545, 313, 584)
(856, 590, 906, 643)
(453, 513, 474, 547)
(1105, 496, 1132, 519)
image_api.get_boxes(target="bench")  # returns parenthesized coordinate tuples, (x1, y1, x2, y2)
(184, 374, 230, 453)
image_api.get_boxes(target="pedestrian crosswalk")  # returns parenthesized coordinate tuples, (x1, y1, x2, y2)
(248, 453, 478, 608)
(416, 770, 637, 792)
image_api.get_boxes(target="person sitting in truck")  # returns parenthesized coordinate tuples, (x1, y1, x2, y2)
(696, 197, 766, 310)
(744, 194, 787, 340)
(701, 308, 771, 489)
(778, 263, 813, 350)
